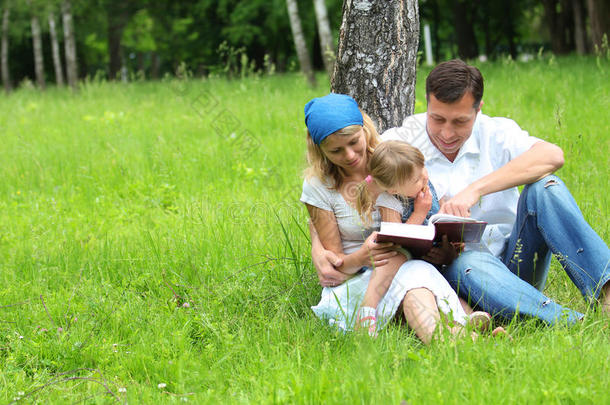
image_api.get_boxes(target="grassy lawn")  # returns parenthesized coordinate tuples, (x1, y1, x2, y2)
(0, 56, 608, 403)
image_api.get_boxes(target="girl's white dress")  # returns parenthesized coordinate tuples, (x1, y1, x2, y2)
(301, 176, 469, 331)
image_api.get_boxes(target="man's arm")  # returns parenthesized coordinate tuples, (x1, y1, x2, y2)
(441, 141, 564, 216)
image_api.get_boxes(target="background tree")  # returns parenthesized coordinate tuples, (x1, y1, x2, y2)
(286, 0, 316, 86)
(587, 0, 609, 51)
(331, 0, 419, 132)
(47, 6, 64, 86)
(28, 1, 45, 89)
(1, 4, 10, 92)
(452, 0, 478, 59)
(62, 0, 77, 89)
(313, 0, 334, 78)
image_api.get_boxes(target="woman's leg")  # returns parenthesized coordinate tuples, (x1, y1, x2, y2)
(376, 260, 470, 343)
(402, 288, 440, 344)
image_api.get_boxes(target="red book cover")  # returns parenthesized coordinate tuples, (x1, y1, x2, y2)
(376, 214, 487, 257)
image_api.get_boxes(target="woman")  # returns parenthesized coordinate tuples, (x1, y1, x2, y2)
(300, 93, 477, 343)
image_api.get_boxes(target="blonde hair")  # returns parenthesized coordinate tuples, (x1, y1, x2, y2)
(355, 140, 425, 224)
(304, 111, 380, 190)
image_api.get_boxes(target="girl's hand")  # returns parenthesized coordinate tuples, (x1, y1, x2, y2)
(422, 235, 459, 265)
(361, 231, 397, 268)
(411, 187, 433, 223)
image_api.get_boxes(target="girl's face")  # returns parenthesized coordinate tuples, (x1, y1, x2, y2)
(388, 167, 428, 199)
(319, 129, 367, 173)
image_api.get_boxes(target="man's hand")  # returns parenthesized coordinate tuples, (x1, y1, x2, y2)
(422, 235, 461, 265)
(312, 248, 349, 287)
(439, 186, 480, 217)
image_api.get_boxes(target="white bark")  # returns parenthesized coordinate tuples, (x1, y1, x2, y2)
(31, 11, 46, 89)
(1, 7, 10, 92)
(48, 11, 65, 86)
(331, 0, 419, 132)
(286, 0, 316, 87)
(62, 0, 78, 90)
(313, 0, 335, 77)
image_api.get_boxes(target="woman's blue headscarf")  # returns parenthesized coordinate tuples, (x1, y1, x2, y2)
(304, 93, 363, 145)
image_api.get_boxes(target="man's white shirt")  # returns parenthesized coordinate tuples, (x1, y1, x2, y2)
(381, 112, 540, 257)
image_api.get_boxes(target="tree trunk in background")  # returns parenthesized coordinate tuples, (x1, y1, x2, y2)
(285, 0, 316, 87)
(503, 1, 517, 59)
(1, 7, 10, 92)
(30, 11, 46, 89)
(62, 0, 78, 90)
(108, 9, 128, 79)
(331, 0, 419, 133)
(572, 0, 586, 54)
(151, 52, 160, 79)
(313, 0, 335, 78)
(431, 0, 442, 63)
(452, 0, 478, 59)
(587, 0, 609, 51)
(543, 0, 573, 54)
(48, 11, 65, 86)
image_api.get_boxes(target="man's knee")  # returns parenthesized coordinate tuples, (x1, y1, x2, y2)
(523, 175, 563, 201)
(444, 251, 499, 283)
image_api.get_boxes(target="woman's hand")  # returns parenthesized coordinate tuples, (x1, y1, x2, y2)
(360, 231, 398, 268)
(422, 235, 460, 265)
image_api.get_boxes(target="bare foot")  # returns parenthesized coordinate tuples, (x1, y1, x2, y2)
(600, 282, 610, 315)
(467, 311, 491, 332)
(492, 326, 513, 341)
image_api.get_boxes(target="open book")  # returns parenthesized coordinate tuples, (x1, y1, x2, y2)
(376, 213, 487, 257)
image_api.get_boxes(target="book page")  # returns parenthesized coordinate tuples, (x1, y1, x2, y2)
(379, 222, 436, 240)
(429, 213, 483, 224)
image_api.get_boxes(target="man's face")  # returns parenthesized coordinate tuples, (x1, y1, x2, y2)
(426, 92, 480, 162)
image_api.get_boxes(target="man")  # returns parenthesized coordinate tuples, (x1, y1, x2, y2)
(311, 59, 609, 324)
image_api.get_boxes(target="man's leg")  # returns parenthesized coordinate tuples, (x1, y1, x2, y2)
(502, 175, 610, 305)
(443, 251, 583, 325)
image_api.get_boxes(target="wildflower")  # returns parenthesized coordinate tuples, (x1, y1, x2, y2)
(158, 383, 167, 389)
(118, 387, 127, 393)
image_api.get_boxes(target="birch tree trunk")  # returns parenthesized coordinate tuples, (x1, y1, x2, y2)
(285, 0, 316, 87)
(48, 10, 65, 86)
(313, 0, 335, 78)
(331, 0, 419, 133)
(30, 11, 46, 89)
(1, 6, 10, 93)
(62, 0, 78, 90)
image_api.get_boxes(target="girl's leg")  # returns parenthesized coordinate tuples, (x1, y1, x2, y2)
(359, 253, 407, 310)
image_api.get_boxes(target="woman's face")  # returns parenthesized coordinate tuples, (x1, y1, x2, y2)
(388, 167, 428, 199)
(319, 129, 367, 173)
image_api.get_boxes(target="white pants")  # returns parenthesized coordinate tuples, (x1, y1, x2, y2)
(311, 259, 469, 331)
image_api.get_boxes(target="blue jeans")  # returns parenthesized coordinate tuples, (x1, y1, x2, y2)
(443, 175, 610, 325)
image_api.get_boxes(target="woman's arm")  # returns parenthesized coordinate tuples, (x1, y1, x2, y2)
(309, 220, 350, 287)
(306, 204, 395, 275)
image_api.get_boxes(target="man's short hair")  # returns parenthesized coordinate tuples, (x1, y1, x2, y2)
(426, 59, 484, 109)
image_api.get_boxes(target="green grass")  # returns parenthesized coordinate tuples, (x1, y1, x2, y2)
(0, 56, 608, 403)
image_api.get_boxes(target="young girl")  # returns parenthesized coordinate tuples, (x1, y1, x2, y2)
(301, 93, 474, 342)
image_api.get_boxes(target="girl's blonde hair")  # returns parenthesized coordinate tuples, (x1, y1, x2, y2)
(355, 140, 425, 224)
(304, 111, 380, 190)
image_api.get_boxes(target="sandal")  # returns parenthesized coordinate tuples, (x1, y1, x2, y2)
(356, 307, 378, 338)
